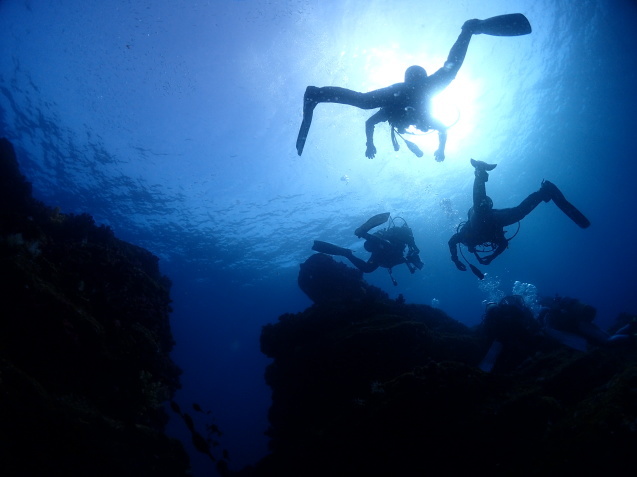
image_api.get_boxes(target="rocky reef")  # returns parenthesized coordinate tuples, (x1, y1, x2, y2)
(244, 253, 637, 476)
(0, 138, 189, 476)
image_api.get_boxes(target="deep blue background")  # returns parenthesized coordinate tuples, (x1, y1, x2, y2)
(2, 1, 637, 475)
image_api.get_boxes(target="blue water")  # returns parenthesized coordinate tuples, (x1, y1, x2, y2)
(1, 1, 637, 475)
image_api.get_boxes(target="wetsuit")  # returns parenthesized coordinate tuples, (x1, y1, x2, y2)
(449, 169, 547, 266)
(350, 226, 421, 273)
(300, 25, 475, 159)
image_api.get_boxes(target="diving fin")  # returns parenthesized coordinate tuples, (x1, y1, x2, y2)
(296, 87, 319, 156)
(543, 181, 591, 229)
(470, 158, 497, 171)
(312, 240, 351, 256)
(554, 197, 591, 229)
(476, 13, 532, 37)
(296, 117, 312, 156)
(355, 212, 391, 237)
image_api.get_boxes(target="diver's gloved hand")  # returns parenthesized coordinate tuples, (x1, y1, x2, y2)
(365, 143, 376, 159)
(408, 252, 424, 270)
(452, 258, 466, 271)
(434, 148, 445, 162)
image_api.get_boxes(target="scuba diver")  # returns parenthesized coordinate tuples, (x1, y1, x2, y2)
(539, 298, 637, 350)
(449, 159, 590, 279)
(312, 212, 424, 285)
(606, 314, 637, 347)
(296, 14, 532, 160)
(538, 296, 609, 350)
(478, 295, 545, 373)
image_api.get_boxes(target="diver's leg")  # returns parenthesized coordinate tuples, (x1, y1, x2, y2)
(297, 86, 386, 155)
(470, 159, 496, 208)
(443, 25, 475, 77)
(494, 191, 544, 226)
(307, 86, 390, 109)
(473, 168, 487, 208)
(496, 182, 591, 228)
(345, 254, 378, 273)
(439, 16, 530, 88)
(311, 240, 348, 255)
(311, 240, 377, 273)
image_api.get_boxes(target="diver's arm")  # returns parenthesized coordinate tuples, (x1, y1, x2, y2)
(448, 233, 467, 271)
(405, 260, 417, 274)
(405, 246, 423, 271)
(362, 232, 393, 250)
(426, 117, 447, 162)
(400, 227, 419, 253)
(434, 127, 447, 162)
(365, 109, 388, 159)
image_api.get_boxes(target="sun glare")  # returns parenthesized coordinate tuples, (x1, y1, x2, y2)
(363, 47, 407, 91)
(432, 76, 478, 139)
(356, 46, 480, 142)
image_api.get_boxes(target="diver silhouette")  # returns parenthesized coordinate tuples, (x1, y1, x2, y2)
(312, 212, 423, 286)
(296, 14, 532, 160)
(448, 159, 590, 278)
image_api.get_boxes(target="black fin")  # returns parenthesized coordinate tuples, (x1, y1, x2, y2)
(355, 212, 391, 236)
(296, 116, 312, 156)
(312, 240, 350, 256)
(552, 191, 591, 228)
(477, 13, 532, 36)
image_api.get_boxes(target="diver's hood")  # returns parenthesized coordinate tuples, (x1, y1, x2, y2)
(404, 65, 427, 83)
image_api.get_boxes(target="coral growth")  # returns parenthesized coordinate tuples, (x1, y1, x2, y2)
(244, 254, 637, 476)
(0, 138, 189, 476)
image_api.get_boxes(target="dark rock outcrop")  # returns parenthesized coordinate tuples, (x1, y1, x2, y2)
(0, 138, 189, 476)
(247, 255, 637, 477)
(297, 252, 381, 304)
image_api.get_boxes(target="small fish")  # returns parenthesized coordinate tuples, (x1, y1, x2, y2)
(170, 401, 182, 415)
(207, 422, 223, 436)
(182, 412, 195, 431)
(191, 431, 215, 461)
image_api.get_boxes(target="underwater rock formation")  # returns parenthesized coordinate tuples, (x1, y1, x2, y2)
(297, 252, 387, 304)
(0, 138, 189, 476)
(247, 254, 637, 476)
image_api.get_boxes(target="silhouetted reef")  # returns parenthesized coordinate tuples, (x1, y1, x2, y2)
(0, 138, 189, 476)
(240, 253, 637, 477)
(5, 136, 637, 477)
